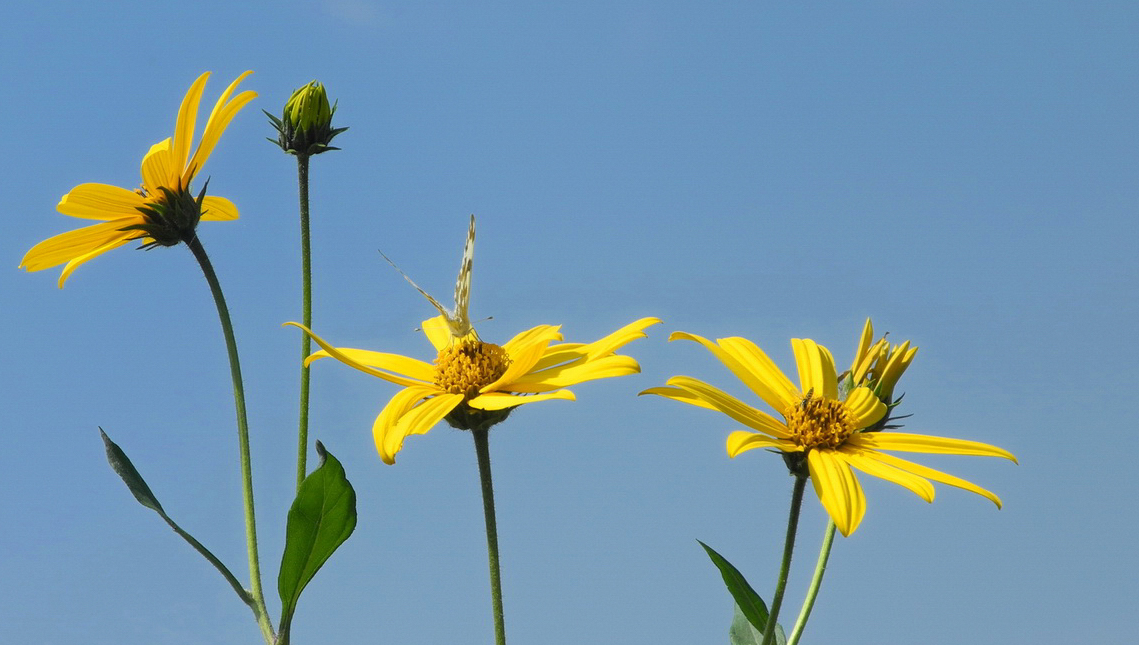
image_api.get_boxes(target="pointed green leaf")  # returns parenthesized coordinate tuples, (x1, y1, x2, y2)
(278, 442, 357, 632)
(700, 541, 784, 644)
(100, 428, 164, 514)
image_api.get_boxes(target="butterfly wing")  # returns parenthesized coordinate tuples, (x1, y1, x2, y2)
(379, 214, 477, 339)
(451, 214, 475, 337)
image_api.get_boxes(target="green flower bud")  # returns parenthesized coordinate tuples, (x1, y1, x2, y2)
(267, 80, 347, 156)
(286, 81, 331, 132)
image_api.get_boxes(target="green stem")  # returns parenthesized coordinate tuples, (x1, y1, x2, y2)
(472, 428, 507, 645)
(295, 153, 312, 490)
(186, 235, 275, 644)
(761, 475, 807, 645)
(786, 519, 837, 645)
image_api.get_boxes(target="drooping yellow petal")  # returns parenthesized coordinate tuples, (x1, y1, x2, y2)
(200, 196, 240, 221)
(840, 448, 935, 502)
(791, 339, 838, 400)
(808, 449, 866, 537)
(20, 219, 139, 272)
(57, 235, 136, 288)
(286, 322, 429, 387)
(317, 347, 435, 382)
(185, 71, 256, 182)
(171, 72, 210, 182)
(56, 183, 146, 221)
(856, 449, 1004, 508)
(669, 331, 798, 412)
(664, 376, 791, 438)
(508, 354, 640, 392)
(638, 386, 719, 410)
(468, 390, 576, 410)
(373, 387, 457, 464)
(847, 432, 1018, 462)
(726, 431, 794, 457)
(843, 386, 888, 429)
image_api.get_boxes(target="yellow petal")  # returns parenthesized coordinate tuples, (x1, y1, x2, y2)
(320, 347, 435, 381)
(56, 183, 146, 221)
(669, 331, 798, 412)
(638, 386, 719, 410)
(140, 139, 175, 192)
(843, 386, 887, 429)
(508, 354, 640, 392)
(373, 387, 456, 464)
(421, 316, 451, 351)
(572, 317, 661, 359)
(847, 432, 1018, 462)
(854, 449, 1004, 508)
(21, 219, 138, 271)
(808, 449, 866, 537)
(186, 71, 256, 181)
(172, 72, 211, 179)
(467, 390, 576, 410)
(200, 196, 240, 221)
(791, 339, 838, 400)
(727, 431, 793, 457)
(285, 322, 429, 387)
(56, 236, 135, 288)
(840, 448, 935, 502)
(486, 326, 562, 391)
(850, 318, 875, 375)
(665, 376, 791, 438)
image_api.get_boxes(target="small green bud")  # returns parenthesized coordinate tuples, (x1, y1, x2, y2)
(286, 81, 331, 132)
(267, 80, 347, 156)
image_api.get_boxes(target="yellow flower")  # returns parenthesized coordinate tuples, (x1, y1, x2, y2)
(290, 315, 660, 464)
(643, 330, 1016, 536)
(20, 71, 257, 287)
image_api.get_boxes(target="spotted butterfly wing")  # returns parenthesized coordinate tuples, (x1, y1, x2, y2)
(380, 214, 476, 338)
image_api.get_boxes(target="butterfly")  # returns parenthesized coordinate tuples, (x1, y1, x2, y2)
(380, 214, 476, 339)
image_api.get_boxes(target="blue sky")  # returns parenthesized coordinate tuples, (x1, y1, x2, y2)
(2, 1, 1136, 643)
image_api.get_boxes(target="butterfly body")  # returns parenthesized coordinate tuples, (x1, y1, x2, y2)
(381, 214, 476, 339)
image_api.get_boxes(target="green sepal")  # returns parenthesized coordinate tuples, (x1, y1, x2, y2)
(700, 541, 785, 644)
(277, 442, 357, 636)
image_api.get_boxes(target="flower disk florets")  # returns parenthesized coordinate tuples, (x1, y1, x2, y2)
(784, 394, 858, 450)
(433, 340, 511, 399)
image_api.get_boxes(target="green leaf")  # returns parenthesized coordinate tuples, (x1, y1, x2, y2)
(700, 541, 785, 644)
(100, 428, 164, 514)
(278, 442, 357, 634)
(730, 603, 764, 645)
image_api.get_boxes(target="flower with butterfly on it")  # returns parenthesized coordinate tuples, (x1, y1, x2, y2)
(641, 326, 1016, 536)
(290, 214, 660, 463)
(20, 71, 256, 287)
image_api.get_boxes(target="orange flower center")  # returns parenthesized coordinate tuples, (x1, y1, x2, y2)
(783, 393, 857, 450)
(433, 339, 511, 399)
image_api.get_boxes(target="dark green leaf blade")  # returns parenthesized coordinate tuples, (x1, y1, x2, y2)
(278, 442, 358, 629)
(700, 540, 783, 641)
(100, 428, 164, 514)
